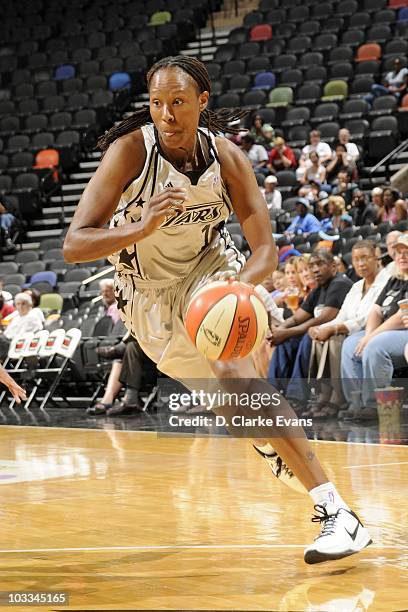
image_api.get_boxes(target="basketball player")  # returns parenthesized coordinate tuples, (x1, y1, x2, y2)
(0, 365, 26, 403)
(64, 56, 371, 564)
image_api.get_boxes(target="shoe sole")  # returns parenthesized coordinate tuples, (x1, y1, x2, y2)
(304, 537, 373, 565)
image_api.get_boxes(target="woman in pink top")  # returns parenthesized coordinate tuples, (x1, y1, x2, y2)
(377, 187, 407, 224)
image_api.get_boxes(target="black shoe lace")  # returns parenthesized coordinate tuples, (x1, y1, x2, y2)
(311, 503, 339, 538)
(253, 445, 295, 478)
(274, 454, 294, 478)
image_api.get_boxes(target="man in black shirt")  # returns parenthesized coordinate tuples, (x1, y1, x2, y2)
(268, 249, 352, 404)
(350, 189, 378, 227)
(341, 233, 408, 414)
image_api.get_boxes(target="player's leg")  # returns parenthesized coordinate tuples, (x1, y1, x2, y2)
(209, 355, 372, 564)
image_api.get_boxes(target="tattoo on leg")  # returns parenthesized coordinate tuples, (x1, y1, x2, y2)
(306, 451, 315, 462)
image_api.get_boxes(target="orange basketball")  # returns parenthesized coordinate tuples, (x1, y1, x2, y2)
(185, 280, 269, 361)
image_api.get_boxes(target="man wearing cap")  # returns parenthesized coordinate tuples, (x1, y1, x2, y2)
(285, 198, 322, 237)
(267, 136, 297, 173)
(262, 175, 282, 210)
(262, 124, 275, 150)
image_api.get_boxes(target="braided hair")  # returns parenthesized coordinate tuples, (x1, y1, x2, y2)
(97, 55, 248, 153)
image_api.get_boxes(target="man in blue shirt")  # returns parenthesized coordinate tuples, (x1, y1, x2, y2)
(285, 197, 322, 237)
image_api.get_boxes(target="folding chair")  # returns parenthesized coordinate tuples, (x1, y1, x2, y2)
(36, 328, 82, 411)
(0, 333, 34, 415)
(7, 330, 50, 416)
(19, 329, 64, 411)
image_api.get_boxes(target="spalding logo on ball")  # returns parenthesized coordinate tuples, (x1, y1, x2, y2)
(185, 280, 269, 361)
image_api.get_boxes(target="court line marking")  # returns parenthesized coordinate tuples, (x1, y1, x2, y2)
(1, 426, 408, 448)
(344, 461, 408, 469)
(0, 544, 404, 554)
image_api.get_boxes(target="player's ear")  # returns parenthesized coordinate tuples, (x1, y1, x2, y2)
(199, 91, 209, 112)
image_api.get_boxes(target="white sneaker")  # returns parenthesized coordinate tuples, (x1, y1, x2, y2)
(304, 502, 372, 564)
(253, 445, 306, 494)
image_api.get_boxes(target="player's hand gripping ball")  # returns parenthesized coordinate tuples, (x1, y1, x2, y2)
(185, 279, 269, 361)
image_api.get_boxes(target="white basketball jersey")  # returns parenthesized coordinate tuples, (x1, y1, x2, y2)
(109, 124, 238, 282)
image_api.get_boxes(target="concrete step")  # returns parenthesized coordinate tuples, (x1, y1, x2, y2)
(20, 241, 41, 250)
(62, 183, 87, 192)
(51, 194, 81, 203)
(26, 228, 63, 238)
(43, 205, 77, 215)
(32, 217, 73, 227)
(79, 160, 100, 169)
(70, 171, 94, 180)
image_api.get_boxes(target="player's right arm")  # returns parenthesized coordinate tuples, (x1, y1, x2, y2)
(63, 131, 186, 263)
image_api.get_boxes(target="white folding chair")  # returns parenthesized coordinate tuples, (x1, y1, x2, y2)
(37, 328, 82, 410)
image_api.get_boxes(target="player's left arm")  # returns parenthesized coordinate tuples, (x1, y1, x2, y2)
(217, 137, 278, 285)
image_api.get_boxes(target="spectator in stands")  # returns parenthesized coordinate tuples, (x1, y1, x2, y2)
(270, 266, 286, 302)
(4, 288, 45, 327)
(338, 129, 360, 164)
(370, 186, 383, 210)
(299, 130, 332, 167)
(285, 198, 322, 237)
(24, 288, 44, 323)
(331, 170, 357, 207)
(261, 175, 282, 210)
(384, 229, 402, 274)
(377, 187, 407, 223)
(298, 180, 330, 209)
(340, 213, 353, 232)
(248, 114, 267, 145)
(317, 199, 334, 232)
(99, 278, 120, 324)
(326, 195, 346, 232)
(281, 256, 305, 313)
(295, 255, 317, 298)
(307, 241, 390, 417)
(340, 234, 408, 417)
(106, 337, 158, 416)
(0, 293, 14, 321)
(0, 278, 13, 305)
(89, 342, 126, 414)
(299, 151, 326, 185)
(267, 136, 297, 174)
(261, 124, 275, 150)
(350, 189, 378, 226)
(326, 144, 355, 184)
(89, 336, 158, 415)
(268, 249, 352, 408)
(0, 198, 16, 249)
(365, 57, 408, 106)
(240, 134, 269, 176)
(278, 243, 301, 263)
(0, 293, 43, 360)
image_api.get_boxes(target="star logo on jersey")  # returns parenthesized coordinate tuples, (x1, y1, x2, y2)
(118, 247, 137, 271)
(160, 201, 224, 228)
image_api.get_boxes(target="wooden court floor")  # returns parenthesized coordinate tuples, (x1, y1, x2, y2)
(0, 425, 407, 612)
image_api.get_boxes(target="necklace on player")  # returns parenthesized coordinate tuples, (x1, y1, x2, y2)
(177, 134, 200, 172)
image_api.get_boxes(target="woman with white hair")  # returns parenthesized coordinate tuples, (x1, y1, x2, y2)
(0, 292, 43, 360)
